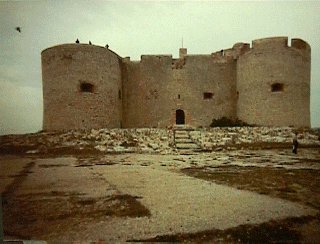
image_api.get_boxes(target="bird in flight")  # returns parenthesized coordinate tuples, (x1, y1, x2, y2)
(15, 27, 21, 33)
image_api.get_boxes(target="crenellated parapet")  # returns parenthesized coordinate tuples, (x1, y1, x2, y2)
(210, 42, 250, 63)
(42, 43, 122, 131)
(41, 36, 311, 130)
(241, 37, 311, 58)
(252, 36, 288, 49)
(291, 38, 311, 51)
(236, 37, 311, 127)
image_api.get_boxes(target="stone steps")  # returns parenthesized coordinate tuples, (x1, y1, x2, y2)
(175, 135, 190, 140)
(175, 143, 201, 150)
(175, 138, 193, 143)
(174, 127, 201, 151)
(175, 132, 189, 137)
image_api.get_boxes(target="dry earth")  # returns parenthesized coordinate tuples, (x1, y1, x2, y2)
(1, 147, 320, 243)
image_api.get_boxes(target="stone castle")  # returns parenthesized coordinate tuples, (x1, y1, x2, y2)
(41, 36, 311, 131)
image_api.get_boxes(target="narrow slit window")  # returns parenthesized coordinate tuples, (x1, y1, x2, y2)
(271, 83, 284, 92)
(118, 90, 122, 99)
(203, 92, 213, 99)
(80, 83, 94, 93)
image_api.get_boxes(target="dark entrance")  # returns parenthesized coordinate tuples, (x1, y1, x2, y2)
(176, 109, 185, 125)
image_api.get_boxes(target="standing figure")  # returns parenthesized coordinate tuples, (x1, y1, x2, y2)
(292, 132, 299, 154)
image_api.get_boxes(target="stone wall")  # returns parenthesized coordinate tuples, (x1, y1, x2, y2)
(123, 53, 237, 128)
(41, 37, 311, 131)
(176, 55, 237, 127)
(42, 44, 122, 131)
(122, 55, 173, 128)
(237, 37, 311, 127)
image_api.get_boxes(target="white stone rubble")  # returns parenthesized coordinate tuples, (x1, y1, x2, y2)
(0, 127, 319, 154)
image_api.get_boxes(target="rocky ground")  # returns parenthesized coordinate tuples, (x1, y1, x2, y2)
(0, 127, 319, 155)
(0, 127, 320, 243)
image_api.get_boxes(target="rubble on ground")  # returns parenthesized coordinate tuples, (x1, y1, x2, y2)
(0, 128, 174, 155)
(190, 127, 320, 151)
(0, 127, 319, 155)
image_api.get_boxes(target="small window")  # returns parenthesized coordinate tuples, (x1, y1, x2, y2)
(118, 90, 122, 99)
(80, 83, 94, 93)
(271, 83, 284, 92)
(178, 94, 180, 99)
(203, 92, 213, 99)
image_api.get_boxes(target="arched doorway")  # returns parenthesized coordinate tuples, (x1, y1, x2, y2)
(176, 109, 185, 125)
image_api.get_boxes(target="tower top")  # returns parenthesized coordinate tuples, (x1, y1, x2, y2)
(179, 48, 187, 59)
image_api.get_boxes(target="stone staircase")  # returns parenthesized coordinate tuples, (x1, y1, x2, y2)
(173, 127, 201, 152)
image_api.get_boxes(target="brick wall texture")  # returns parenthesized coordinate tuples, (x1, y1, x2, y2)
(41, 37, 311, 130)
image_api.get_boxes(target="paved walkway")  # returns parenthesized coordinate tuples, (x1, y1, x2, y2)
(1, 152, 319, 242)
(89, 165, 317, 242)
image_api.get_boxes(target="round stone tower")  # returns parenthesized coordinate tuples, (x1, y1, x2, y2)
(41, 44, 122, 131)
(237, 37, 311, 127)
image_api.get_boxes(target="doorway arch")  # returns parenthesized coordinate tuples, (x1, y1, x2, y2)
(176, 109, 185, 125)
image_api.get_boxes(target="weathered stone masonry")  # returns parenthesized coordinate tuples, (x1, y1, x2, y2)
(41, 36, 311, 131)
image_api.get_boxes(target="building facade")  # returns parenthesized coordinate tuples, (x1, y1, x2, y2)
(41, 36, 311, 131)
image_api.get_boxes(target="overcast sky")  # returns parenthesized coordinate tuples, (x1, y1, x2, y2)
(0, 1, 319, 135)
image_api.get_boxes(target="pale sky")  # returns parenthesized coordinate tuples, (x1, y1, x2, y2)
(0, 1, 319, 135)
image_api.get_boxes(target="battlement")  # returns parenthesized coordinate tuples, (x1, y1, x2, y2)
(291, 38, 311, 51)
(138, 55, 173, 67)
(232, 43, 251, 56)
(41, 43, 122, 67)
(41, 43, 108, 54)
(122, 57, 131, 63)
(250, 37, 310, 52)
(252, 37, 288, 49)
(41, 36, 311, 130)
(211, 43, 249, 62)
(43, 37, 310, 65)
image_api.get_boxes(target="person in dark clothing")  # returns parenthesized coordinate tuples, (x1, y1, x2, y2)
(292, 132, 299, 154)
